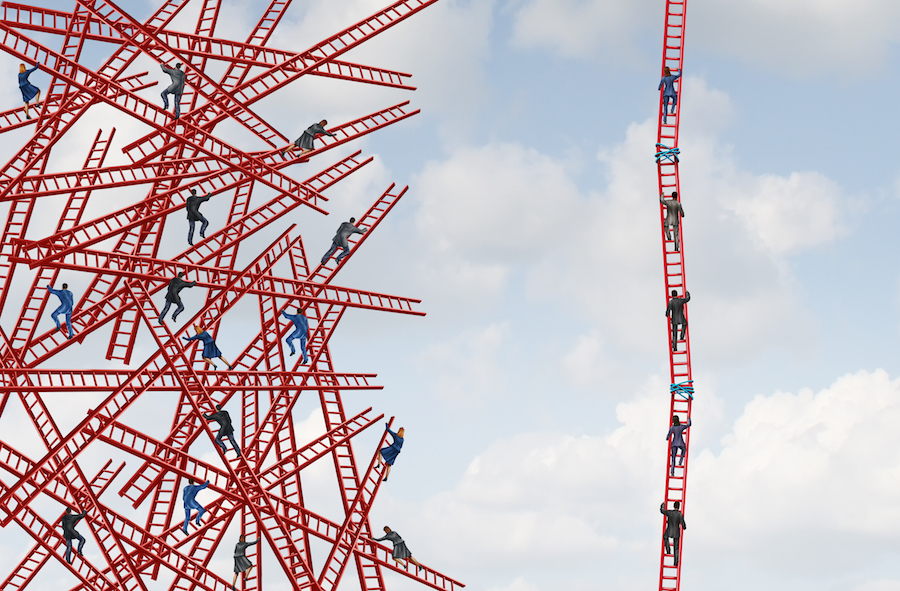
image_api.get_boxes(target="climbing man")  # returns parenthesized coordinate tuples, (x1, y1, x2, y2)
(660, 191, 685, 252)
(184, 325, 232, 370)
(232, 535, 259, 589)
(186, 188, 212, 246)
(371, 526, 424, 572)
(321, 217, 367, 266)
(376, 424, 404, 482)
(159, 272, 197, 324)
(659, 66, 682, 124)
(182, 478, 209, 533)
(160, 62, 186, 119)
(59, 507, 88, 564)
(281, 307, 309, 364)
(666, 290, 690, 352)
(281, 120, 336, 157)
(47, 284, 75, 339)
(666, 414, 692, 476)
(660, 500, 687, 566)
(203, 403, 241, 457)
(18, 63, 41, 120)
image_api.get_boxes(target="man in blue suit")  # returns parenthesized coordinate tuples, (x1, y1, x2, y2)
(182, 478, 209, 533)
(281, 307, 309, 364)
(47, 283, 75, 339)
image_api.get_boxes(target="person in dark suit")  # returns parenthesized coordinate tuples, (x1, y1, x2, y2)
(232, 535, 259, 589)
(203, 403, 240, 456)
(666, 290, 690, 352)
(186, 189, 212, 246)
(321, 218, 366, 265)
(281, 120, 336, 157)
(660, 500, 686, 566)
(159, 272, 197, 324)
(160, 62, 186, 119)
(59, 507, 88, 564)
(371, 526, 423, 571)
(660, 191, 685, 251)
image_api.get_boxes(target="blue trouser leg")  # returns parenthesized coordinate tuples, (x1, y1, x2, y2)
(286, 328, 305, 354)
(188, 220, 196, 244)
(214, 433, 228, 453)
(670, 93, 677, 113)
(334, 245, 351, 263)
(161, 89, 169, 109)
(172, 301, 184, 320)
(65, 538, 73, 563)
(51, 305, 64, 329)
(200, 216, 208, 237)
(299, 337, 308, 363)
(64, 312, 74, 338)
(173, 93, 182, 118)
(227, 434, 241, 457)
(321, 242, 339, 264)
(183, 508, 192, 531)
(160, 301, 172, 322)
(196, 504, 206, 522)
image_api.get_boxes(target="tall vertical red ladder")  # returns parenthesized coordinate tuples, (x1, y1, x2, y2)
(655, 1, 691, 591)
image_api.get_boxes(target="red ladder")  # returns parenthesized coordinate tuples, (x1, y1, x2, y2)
(655, 2, 692, 591)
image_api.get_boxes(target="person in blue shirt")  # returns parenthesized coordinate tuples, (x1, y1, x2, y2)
(184, 325, 232, 369)
(18, 63, 41, 120)
(182, 478, 209, 533)
(281, 307, 309, 364)
(47, 283, 75, 339)
(376, 424, 404, 482)
(658, 66, 682, 124)
(666, 415, 691, 476)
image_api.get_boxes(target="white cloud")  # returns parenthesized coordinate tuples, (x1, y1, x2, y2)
(398, 369, 900, 590)
(510, 0, 900, 74)
(418, 323, 509, 405)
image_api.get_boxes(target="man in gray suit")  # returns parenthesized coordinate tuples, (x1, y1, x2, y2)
(321, 217, 367, 265)
(160, 62, 186, 119)
(666, 290, 690, 352)
(660, 500, 686, 566)
(660, 191, 685, 251)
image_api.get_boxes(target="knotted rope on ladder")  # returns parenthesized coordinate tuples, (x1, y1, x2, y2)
(655, 143, 680, 164)
(670, 380, 694, 400)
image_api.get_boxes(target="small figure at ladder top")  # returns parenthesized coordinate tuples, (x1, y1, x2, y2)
(186, 189, 212, 246)
(59, 507, 88, 564)
(376, 424, 404, 482)
(667, 414, 691, 476)
(281, 307, 309, 364)
(46, 284, 75, 339)
(371, 526, 424, 572)
(184, 325, 233, 370)
(160, 62, 185, 119)
(660, 500, 686, 566)
(659, 66, 681, 124)
(18, 63, 41, 120)
(660, 191, 685, 252)
(321, 217, 367, 266)
(159, 272, 197, 324)
(203, 403, 241, 457)
(232, 535, 259, 590)
(666, 290, 690, 352)
(181, 478, 209, 533)
(281, 120, 336, 157)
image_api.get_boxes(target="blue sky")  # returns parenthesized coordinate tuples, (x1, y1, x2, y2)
(1, 0, 900, 590)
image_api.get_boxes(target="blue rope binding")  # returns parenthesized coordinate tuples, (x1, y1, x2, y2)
(655, 143, 680, 164)
(670, 380, 694, 400)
